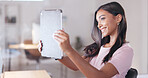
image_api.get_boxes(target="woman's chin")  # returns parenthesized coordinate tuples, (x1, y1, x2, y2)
(102, 34, 108, 38)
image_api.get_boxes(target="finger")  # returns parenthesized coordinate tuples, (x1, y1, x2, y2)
(54, 32, 68, 40)
(41, 41, 43, 52)
(62, 28, 64, 31)
(38, 42, 42, 52)
(53, 33, 68, 40)
(54, 35, 65, 43)
(38, 40, 43, 52)
(40, 47, 42, 52)
(55, 30, 68, 36)
(54, 34, 66, 41)
(41, 41, 43, 47)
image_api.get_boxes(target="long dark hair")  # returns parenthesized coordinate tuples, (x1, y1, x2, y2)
(84, 2, 127, 63)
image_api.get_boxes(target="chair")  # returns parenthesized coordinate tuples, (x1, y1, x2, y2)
(125, 68, 138, 78)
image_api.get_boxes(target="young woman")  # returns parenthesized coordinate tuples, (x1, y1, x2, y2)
(40, 2, 133, 78)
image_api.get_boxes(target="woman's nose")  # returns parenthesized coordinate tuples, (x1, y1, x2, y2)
(98, 23, 103, 29)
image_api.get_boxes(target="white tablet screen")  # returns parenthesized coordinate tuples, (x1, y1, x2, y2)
(40, 9, 63, 59)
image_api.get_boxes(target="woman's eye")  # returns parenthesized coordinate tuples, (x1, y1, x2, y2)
(101, 17, 105, 20)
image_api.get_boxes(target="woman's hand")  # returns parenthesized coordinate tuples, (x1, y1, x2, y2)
(38, 40, 43, 53)
(53, 29, 73, 53)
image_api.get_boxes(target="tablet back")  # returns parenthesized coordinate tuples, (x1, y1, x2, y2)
(40, 9, 63, 59)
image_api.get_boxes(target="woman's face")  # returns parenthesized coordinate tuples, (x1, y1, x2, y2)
(96, 9, 119, 38)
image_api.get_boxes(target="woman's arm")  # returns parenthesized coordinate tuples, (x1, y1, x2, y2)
(38, 40, 90, 71)
(65, 48, 118, 78)
(54, 30, 118, 78)
(58, 56, 91, 71)
(58, 56, 78, 71)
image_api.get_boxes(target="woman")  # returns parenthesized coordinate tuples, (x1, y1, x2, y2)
(40, 2, 133, 78)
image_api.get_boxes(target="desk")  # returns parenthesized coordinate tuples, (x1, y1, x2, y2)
(9, 44, 38, 49)
(7, 44, 38, 71)
(1, 70, 51, 78)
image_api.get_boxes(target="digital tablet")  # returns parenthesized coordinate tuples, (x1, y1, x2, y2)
(40, 9, 63, 59)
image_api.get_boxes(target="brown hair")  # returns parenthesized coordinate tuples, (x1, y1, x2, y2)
(84, 2, 127, 63)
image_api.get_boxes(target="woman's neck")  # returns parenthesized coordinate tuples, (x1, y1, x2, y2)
(104, 32, 118, 48)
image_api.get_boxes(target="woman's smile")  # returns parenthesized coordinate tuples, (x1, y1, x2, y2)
(100, 27, 107, 33)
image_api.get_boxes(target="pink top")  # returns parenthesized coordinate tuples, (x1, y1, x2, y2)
(89, 43, 134, 78)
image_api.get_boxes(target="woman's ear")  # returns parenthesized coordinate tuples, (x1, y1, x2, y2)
(116, 14, 122, 23)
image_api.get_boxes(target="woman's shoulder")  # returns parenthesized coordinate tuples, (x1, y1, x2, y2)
(115, 43, 134, 55)
(120, 43, 133, 50)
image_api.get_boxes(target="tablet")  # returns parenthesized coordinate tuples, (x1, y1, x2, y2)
(40, 9, 63, 59)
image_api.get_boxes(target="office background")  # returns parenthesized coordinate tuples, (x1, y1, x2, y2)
(0, 0, 147, 77)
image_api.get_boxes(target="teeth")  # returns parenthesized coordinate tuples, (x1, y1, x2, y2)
(102, 29, 105, 32)
(101, 28, 106, 32)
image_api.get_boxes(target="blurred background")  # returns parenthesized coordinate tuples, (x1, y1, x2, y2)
(0, 0, 147, 78)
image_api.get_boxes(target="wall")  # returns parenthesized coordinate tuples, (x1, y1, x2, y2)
(141, 0, 148, 74)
